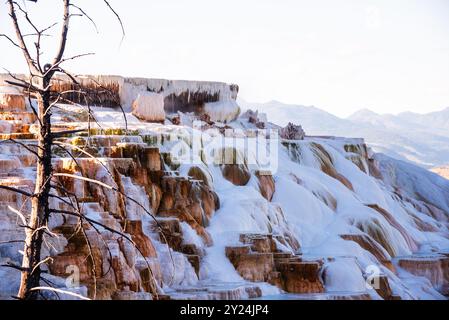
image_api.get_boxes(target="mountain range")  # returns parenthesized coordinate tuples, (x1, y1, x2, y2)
(238, 99, 449, 169)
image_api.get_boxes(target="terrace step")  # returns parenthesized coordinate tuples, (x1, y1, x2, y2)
(0, 120, 31, 134)
(0, 104, 26, 113)
(396, 254, 449, 294)
(226, 233, 325, 294)
(0, 112, 36, 123)
(0, 133, 35, 140)
(167, 282, 263, 300)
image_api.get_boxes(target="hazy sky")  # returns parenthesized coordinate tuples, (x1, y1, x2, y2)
(1, 0, 448, 117)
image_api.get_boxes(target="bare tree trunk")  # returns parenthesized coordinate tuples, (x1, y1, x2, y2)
(18, 77, 53, 300)
(3, 0, 125, 300)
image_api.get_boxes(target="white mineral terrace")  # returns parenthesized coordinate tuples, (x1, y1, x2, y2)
(0, 87, 448, 300)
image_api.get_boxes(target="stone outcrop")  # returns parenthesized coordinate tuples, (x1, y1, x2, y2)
(366, 204, 418, 253)
(279, 122, 305, 140)
(1, 76, 448, 301)
(397, 254, 449, 295)
(340, 234, 394, 271)
(0, 86, 26, 110)
(152, 217, 203, 277)
(1, 74, 240, 119)
(374, 274, 395, 300)
(309, 142, 354, 191)
(226, 233, 323, 294)
(277, 260, 324, 293)
(0, 86, 36, 140)
(240, 109, 267, 129)
(221, 164, 251, 186)
(256, 170, 275, 201)
(0, 96, 222, 299)
(157, 176, 218, 245)
(203, 100, 241, 123)
(187, 166, 213, 188)
(131, 92, 165, 123)
(226, 246, 275, 282)
(344, 143, 370, 173)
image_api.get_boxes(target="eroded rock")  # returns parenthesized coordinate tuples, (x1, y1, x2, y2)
(256, 170, 275, 201)
(279, 122, 305, 140)
(131, 92, 165, 123)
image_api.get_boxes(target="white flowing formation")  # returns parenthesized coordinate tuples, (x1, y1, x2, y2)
(0, 77, 448, 300)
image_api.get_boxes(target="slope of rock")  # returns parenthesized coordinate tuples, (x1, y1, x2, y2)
(0, 80, 448, 300)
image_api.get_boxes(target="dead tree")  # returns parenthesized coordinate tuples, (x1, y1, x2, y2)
(0, 0, 165, 300)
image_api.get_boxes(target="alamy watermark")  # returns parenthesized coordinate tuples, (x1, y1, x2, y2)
(65, 265, 80, 289)
(365, 265, 381, 290)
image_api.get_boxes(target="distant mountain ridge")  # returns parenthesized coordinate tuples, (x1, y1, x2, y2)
(238, 99, 449, 168)
(431, 166, 449, 180)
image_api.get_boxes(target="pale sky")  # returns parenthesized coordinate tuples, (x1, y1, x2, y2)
(1, 0, 449, 117)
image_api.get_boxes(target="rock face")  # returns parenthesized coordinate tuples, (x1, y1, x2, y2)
(366, 204, 418, 253)
(48, 143, 219, 299)
(203, 100, 241, 123)
(50, 77, 121, 108)
(277, 260, 324, 293)
(340, 234, 394, 271)
(0, 86, 26, 110)
(0, 86, 36, 139)
(309, 142, 354, 191)
(374, 275, 395, 300)
(1, 75, 449, 301)
(157, 176, 218, 245)
(397, 255, 449, 294)
(226, 233, 324, 294)
(0, 96, 221, 300)
(226, 246, 275, 282)
(132, 92, 165, 123)
(0, 73, 241, 123)
(240, 109, 267, 129)
(142, 79, 239, 116)
(221, 164, 251, 186)
(187, 166, 213, 188)
(256, 171, 275, 201)
(279, 122, 305, 140)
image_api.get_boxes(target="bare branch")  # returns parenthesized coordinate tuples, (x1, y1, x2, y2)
(6, 138, 40, 158)
(53, 173, 114, 190)
(1, 69, 41, 125)
(50, 208, 159, 296)
(51, 129, 87, 138)
(0, 33, 21, 49)
(80, 226, 97, 299)
(6, 0, 39, 74)
(54, 141, 113, 177)
(103, 0, 125, 41)
(7, 205, 28, 226)
(13, 1, 40, 35)
(51, 173, 165, 231)
(44, 53, 95, 77)
(39, 277, 61, 300)
(52, 0, 70, 66)
(1, 262, 27, 272)
(80, 76, 128, 132)
(0, 185, 34, 198)
(41, 22, 59, 34)
(4, 79, 40, 93)
(31, 257, 53, 276)
(69, 4, 98, 33)
(12, 0, 43, 71)
(29, 287, 90, 300)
